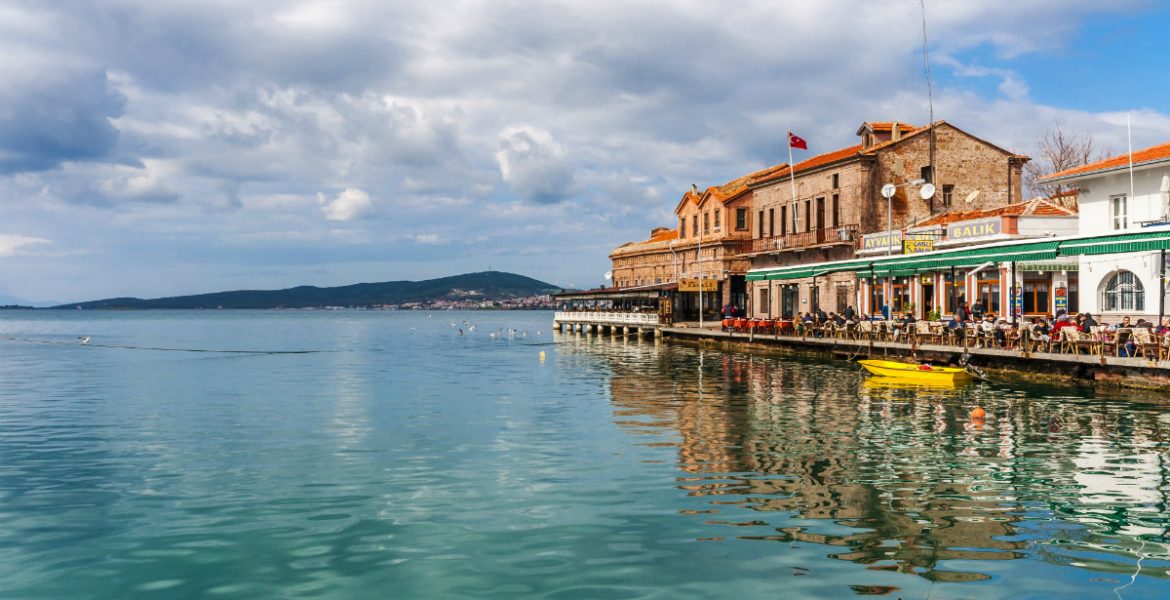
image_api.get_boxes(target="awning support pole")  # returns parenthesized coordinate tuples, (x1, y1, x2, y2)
(1159, 248, 1166, 326)
(1010, 260, 1017, 326)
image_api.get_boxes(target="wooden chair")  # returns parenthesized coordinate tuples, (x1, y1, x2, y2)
(1098, 328, 1119, 357)
(913, 321, 937, 345)
(1131, 328, 1160, 359)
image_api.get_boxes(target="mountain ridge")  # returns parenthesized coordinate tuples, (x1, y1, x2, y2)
(54, 271, 562, 310)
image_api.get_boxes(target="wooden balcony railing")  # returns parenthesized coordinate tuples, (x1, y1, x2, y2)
(750, 224, 859, 254)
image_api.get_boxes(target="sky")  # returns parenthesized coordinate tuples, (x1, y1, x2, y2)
(2, 0, 1170, 305)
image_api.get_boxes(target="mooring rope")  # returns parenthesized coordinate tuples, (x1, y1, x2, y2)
(1, 336, 320, 354)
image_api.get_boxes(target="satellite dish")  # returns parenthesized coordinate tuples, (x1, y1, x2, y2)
(919, 183, 936, 199)
(964, 190, 980, 204)
(604, 271, 612, 280)
(880, 184, 896, 199)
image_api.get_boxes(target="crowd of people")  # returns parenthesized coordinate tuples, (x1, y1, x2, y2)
(735, 299, 1170, 356)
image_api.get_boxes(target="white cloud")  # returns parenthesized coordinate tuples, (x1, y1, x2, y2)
(318, 187, 373, 221)
(0, 234, 51, 256)
(0, 0, 1163, 301)
(495, 126, 577, 204)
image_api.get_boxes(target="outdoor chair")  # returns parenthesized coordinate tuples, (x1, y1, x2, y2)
(1099, 328, 1120, 357)
(857, 321, 873, 341)
(912, 321, 937, 345)
(1131, 328, 1159, 359)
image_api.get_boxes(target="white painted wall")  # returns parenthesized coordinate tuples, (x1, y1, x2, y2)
(1063, 163, 1170, 319)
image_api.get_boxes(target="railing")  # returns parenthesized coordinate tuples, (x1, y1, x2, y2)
(554, 311, 660, 326)
(750, 224, 859, 254)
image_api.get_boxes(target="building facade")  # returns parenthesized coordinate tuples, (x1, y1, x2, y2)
(1040, 141, 1170, 321)
(747, 121, 1029, 319)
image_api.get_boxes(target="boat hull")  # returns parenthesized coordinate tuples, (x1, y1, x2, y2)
(858, 360, 973, 385)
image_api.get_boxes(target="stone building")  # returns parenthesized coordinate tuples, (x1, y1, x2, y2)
(746, 121, 1029, 319)
(610, 165, 784, 320)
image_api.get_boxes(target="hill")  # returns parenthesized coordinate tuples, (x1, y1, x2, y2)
(57, 271, 561, 310)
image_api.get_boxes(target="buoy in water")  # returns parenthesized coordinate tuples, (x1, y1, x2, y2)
(539, 351, 546, 362)
(970, 407, 986, 420)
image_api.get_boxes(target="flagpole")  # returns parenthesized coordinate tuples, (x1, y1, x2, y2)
(788, 133, 797, 232)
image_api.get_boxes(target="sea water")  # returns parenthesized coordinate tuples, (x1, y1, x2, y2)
(0, 310, 1167, 599)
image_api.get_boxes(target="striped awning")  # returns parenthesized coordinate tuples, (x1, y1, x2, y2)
(745, 229, 1170, 283)
(1057, 229, 1170, 256)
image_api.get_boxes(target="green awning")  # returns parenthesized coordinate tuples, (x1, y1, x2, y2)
(1058, 230, 1170, 256)
(1016, 262, 1078, 272)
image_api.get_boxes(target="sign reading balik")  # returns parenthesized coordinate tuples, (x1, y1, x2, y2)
(947, 217, 1002, 241)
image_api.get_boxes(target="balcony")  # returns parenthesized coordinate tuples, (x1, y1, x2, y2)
(750, 224, 859, 254)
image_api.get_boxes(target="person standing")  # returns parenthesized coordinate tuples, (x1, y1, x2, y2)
(971, 300, 985, 320)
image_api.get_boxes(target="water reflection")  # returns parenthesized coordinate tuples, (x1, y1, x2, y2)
(563, 333, 1170, 590)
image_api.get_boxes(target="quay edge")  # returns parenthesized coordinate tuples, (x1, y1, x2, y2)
(656, 326, 1170, 391)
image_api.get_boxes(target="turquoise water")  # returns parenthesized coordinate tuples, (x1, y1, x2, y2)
(0, 310, 1167, 599)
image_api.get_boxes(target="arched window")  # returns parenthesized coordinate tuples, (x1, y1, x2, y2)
(1101, 270, 1144, 312)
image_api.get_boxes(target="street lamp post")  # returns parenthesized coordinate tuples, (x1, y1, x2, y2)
(880, 179, 930, 256)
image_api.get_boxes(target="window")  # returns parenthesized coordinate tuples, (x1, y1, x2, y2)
(768, 208, 774, 237)
(920, 165, 933, 184)
(942, 184, 954, 208)
(1110, 195, 1128, 230)
(703, 212, 710, 235)
(1102, 270, 1144, 312)
(714, 208, 721, 230)
(890, 278, 911, 313)
(831, 194, 840, 228)
(758, 210, 764, 238)
(976, 274, 1001, 315)
(944, 272, 965, 314)
(831, 173, 840, 189)
(758, 287, 770, 316)
(1022, 276, 1049, 315)
(679, 217, 686, 238)
(735, 208, 747, 231)
(804, 200, 811, 232)
(692, 215, 698, 237)
(780, 206, 788, 236)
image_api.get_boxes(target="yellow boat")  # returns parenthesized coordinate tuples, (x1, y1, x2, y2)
(858, 359, 973, 385)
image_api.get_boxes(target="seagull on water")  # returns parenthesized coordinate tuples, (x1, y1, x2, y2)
(79, 336, 91, 345)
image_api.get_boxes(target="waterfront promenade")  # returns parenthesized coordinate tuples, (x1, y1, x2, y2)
(554, 311, 1170, 388)
(660, 322, 1170, 388)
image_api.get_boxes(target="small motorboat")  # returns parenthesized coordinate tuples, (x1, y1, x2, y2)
(858, 359, 973, 385)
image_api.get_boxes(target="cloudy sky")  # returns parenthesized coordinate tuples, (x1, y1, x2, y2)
(2, 0, 1168, 304)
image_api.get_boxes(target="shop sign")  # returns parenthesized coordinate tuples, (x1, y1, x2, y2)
(947, 217, 1001, 241)
(860, 231, 903, 252)
(1054, 286, 1068, 311)
(903, 239, 935, 254)
(679, 278, 719, 292)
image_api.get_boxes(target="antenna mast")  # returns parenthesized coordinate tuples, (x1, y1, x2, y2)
(921, 0, 936, 212)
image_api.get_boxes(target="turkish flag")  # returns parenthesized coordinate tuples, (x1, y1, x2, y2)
(788, 132, 808, 150)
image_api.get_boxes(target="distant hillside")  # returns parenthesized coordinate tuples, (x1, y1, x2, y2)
(57, 271, 561, 310)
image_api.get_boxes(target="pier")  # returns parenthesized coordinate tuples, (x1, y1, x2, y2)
(552, 310, 661, 338)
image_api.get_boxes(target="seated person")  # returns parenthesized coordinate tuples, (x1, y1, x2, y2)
(892, 312, 916, 341)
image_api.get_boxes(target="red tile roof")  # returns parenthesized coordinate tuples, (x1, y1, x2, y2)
(749, 145, 864, 186)
(648, 228, 678, 243)
(1040, 141, 1170, 181)
(913, 198, 1077, 227)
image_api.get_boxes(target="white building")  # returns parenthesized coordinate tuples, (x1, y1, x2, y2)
(1040, 142, 1170, 321)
